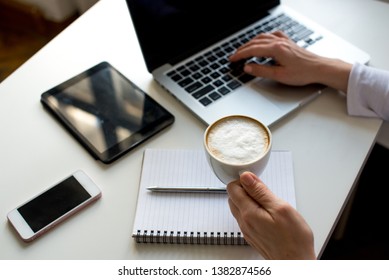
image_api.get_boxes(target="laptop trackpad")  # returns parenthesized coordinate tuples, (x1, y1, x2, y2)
(251, 78, 325, 110)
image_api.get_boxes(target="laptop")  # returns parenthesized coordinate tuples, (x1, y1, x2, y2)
(125, 0, 370, 127)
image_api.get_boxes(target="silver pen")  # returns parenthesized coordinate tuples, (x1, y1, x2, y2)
(147, 185, 227, 193)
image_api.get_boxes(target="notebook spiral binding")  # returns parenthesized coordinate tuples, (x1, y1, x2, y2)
(134, 230, 248, 245)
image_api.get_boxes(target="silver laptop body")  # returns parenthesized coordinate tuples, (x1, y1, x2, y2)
(126, 1, 370, 126)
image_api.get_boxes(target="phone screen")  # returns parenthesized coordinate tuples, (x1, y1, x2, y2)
(17, 176, 91, 233)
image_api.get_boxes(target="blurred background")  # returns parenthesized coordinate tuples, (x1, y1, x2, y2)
(0, 0, 99, 82)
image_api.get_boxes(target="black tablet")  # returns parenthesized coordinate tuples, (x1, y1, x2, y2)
(41, 62, 174, 164)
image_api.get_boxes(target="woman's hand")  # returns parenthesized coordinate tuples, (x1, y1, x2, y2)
(227, 171, 316, 260)
(229, 31, 352, 93)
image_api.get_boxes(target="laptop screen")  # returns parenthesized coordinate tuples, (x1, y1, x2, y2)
(126, 0, 280, 73)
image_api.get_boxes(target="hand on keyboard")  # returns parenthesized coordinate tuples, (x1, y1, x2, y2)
(229, 31, 327, 87)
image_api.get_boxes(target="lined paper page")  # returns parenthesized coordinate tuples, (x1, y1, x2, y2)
(132, 149, 295, 239)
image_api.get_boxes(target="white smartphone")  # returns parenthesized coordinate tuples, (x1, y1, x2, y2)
(7, 170, 102, 242)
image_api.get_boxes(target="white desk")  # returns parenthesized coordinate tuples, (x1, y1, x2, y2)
(0, 0, 387, 259)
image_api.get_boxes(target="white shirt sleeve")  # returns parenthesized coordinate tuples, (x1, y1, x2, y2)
(347, 62, 389, 121)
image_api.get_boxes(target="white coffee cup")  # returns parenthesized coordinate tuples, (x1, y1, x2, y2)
(204, 115, 272, 184)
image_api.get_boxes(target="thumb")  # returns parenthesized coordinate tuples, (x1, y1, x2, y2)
(240, 171, 279, 208)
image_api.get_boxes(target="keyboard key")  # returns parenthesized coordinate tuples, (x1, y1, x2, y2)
(209, 92, 222, 101)
(201, 67, 211, 75)
(238, 73, 255, 83)
(199, 96, 212, 106)
(198, 59, 208, 67)
(189, 64, 200, 71)
(210, 72, 221, 79)
(207, 55, 217, 62)
(192, 72, 203, 80)
(219, 66, 230, 74)
(170, 73, 182, 82)
(179, 68, 191, 77)
(218, 86, 231, 95)
(178, 77, 194, 87)
(221, 74, 233, 82)
(213, 79, 223, 87)
(215, 50, 225, 57)
(192, 84, 214, 99)
(227, 80, 242, 90)
(167, 70, 176, 77)
(210, 62, 220, 70)
(185, 81, 203, 93)
(201, 77, 212, 84)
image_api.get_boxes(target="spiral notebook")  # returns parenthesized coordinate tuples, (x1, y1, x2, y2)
(132, 149, 296, 245)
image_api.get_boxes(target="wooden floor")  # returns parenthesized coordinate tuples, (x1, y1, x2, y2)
(0, 2, 78, 83)
(0, 30, 49, 82)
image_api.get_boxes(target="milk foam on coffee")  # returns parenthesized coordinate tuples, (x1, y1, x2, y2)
(207, 117, 269, 165)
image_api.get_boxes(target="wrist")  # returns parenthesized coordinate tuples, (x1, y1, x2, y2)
(314, 57, 352, 93)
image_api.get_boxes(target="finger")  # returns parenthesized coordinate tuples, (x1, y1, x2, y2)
(228, 199, 266, 256)
(239, 32, 291, 55)
(252, 31, 289, 40)
(271, 30, 290, 39)
(230, 33, 278, 61)
(227, 191, 262, 247)
(227, 197, 240, 220)
(235, 37, 275, 53)
(229, 43, 275, 62)
(237, 31, 289, 54)
(239, 172, 280, 209)
(234, 34, 277, 52)
(227, 186, 251, 232)
(243, 63, 280, 80)
(226, 179, 260, 212)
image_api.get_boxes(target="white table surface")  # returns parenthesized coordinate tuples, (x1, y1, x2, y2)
(0, 0, 387, 259)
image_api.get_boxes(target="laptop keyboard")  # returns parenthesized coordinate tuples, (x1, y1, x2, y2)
(166, 13, 323, 106)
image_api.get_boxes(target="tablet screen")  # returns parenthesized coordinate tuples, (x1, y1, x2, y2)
(41, 62, 174, 163)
